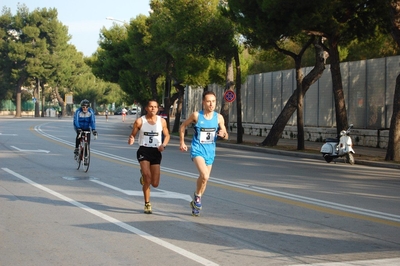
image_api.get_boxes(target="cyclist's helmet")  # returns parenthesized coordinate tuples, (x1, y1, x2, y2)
(80, 99, 90, 107)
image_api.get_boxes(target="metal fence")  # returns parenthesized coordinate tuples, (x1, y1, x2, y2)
(184, 55, 400, 129)
(0, 100, 34, 111)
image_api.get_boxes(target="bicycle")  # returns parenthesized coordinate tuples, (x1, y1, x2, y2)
(75, 130, 97, 172)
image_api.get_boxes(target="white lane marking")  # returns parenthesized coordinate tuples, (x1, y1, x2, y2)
(35, 124, 400, 223)
(11, 146, 50, 153)
(91, 180, 193, 202)
(2, 168, 218, 266)
(0, 133, 17, 136)
(292, 257, 400, 266)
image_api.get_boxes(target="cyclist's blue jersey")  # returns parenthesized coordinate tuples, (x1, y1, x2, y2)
(73, 108, 96, 130)
(190, 110, 219, 165)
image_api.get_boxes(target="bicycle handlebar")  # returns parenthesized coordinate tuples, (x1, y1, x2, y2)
(77, 130, 94, 139)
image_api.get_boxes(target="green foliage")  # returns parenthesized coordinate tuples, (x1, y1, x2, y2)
(227, 0, 396, 73)
(345, 29, 399, 61)
(92, 17, 156, 105)
(2, 0, 396, 116)
(0, 3, 125, 113)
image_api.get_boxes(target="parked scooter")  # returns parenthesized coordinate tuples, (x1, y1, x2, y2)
(320, 124, 355, 164)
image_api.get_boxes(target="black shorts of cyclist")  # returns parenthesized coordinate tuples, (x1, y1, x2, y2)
(75, 129, 91, 148)
(137, 146, 162, 165)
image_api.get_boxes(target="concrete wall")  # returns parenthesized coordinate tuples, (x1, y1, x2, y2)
(230, 123, 389, 149)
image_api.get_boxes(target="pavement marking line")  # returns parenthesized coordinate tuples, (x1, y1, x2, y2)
(291, 257, 400, 266)
(2, 168, 219, 266)
(10, 145, 50, 153)
(91, 179, 193, 201)
(209, 181, 400, 227)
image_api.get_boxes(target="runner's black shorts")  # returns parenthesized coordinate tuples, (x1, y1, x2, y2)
(137, 146, 162, 165)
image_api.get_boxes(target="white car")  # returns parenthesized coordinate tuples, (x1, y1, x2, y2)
(129, 107, 141, 115)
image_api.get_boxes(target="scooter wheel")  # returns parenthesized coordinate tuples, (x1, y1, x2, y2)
(323, 154, 333, 163)
(345, 153, 355, 165)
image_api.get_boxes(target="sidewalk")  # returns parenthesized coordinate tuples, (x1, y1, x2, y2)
(216, 132, 400, 169)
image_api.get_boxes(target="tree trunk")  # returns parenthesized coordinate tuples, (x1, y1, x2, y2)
(173, 95, 183, 132)
(329, 35, 348, 134)
(34, 78, 40, 117)
(15, 88, 22, 118)
(261, 38, 326, 146)
(234, 48, 243, 144)
(41, 84, 45, 117)
(15, 77, 25, 118)
(296, 60, 305, 150)
(385, 0, 400, 161)
(172, 83, 185, 133)
(163, 77, 172, 131)
(150, 74, 158, 100)
(53, 85, 65, 117)
(386, 74, 400, 160)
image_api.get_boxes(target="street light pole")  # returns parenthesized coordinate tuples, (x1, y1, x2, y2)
(106, 17, 127, 24)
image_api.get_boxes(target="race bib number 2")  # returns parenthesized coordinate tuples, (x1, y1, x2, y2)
(199, 128, 216, 144)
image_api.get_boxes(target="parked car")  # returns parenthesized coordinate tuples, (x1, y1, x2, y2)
(114, 107, 129, 115)
(129, 107, 141, 115)
(157, 106, 167, 119)
(158, 111, 167, 119)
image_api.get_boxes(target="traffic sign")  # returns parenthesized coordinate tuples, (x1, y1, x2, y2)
(65, 94, 73, 104)
(224, 90, 236, 103)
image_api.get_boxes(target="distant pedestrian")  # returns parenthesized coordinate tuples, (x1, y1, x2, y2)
(105, 109, 109, 121)
(122, 107, 128, 122)
(179, 91, 228, 216)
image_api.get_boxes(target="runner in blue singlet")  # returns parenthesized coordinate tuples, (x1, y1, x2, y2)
(179, 91, 229, 216)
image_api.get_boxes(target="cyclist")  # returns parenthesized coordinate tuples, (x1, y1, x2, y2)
(73, 99, 97, 156)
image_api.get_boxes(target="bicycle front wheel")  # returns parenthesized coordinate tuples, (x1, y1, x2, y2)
(83, 143, 90, 172)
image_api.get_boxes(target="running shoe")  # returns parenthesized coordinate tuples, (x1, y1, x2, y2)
(191, 193, 202, 210)
(191, 202, 200, 216)
(144, 203, 152, 214)
(74, 148, 79, 155)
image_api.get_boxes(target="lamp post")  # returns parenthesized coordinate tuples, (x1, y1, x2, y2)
(106, 17, 127, 24)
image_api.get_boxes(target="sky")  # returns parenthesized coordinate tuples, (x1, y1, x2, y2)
(2, 0, 152, 56)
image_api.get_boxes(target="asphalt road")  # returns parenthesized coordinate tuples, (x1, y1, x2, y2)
(1, 116, 399, 266)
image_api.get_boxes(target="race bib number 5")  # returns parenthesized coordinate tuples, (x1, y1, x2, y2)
(199, 128, 216, 144)
(143, 131, 160, 146)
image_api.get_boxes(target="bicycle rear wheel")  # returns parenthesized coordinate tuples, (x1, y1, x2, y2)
(76, 146, 82, 170)
(83, 143, 90, 172)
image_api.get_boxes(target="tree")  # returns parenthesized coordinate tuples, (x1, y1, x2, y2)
(227, 0, 328, 148)
(305, 0, 390, 134)
(152, 0, 242, 133)
(228, 0, 391, 148)
(0, 4, 76, 117)
(261, 38, 327, 147)
(144, 0, 217, 130)
(0, 4, 32, 117)
(92, 16, 158, 109)
(0, 7, 15, 103)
